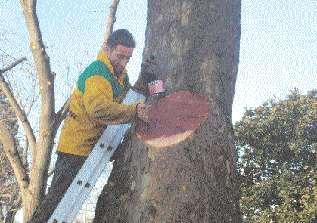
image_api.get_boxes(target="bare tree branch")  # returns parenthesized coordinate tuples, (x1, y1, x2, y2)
(0, 61, 37, 153)
(23, 137, 29, 167)
(0, 57, 26, 75)
(0, 121, 29, 190)
(104, 0, 121, 43)
(20, 0, 55, 138)
(20, 0, 56, 204)
(53, 97, 70, 130)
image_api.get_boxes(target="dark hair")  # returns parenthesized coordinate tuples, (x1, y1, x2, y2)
(106, 29, 136, 49)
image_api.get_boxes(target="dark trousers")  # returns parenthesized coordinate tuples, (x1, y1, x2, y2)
(28, 152, 86, 223)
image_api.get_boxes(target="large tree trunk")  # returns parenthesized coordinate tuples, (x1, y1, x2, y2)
(94, 0, 241, 222)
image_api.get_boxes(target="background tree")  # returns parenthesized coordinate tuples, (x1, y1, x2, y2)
(0, 35, 38, 222)
(94, 0, 242, 222)
(235, 89, 317, 223)
(0, 0, 121, 221)
(0, 1, 74, 221)
(0, 91, 20, 223)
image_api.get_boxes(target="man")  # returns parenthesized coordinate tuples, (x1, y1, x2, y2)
(29, 29, 148, 223)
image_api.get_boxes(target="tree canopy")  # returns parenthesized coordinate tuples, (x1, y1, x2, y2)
(235, 89, 317, 223)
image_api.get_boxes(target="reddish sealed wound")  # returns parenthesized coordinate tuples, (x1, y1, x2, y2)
(136, 90, 209, 148)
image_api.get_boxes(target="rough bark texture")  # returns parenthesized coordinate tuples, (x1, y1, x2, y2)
(95, 0, 241, 222)
(18, 1, 55, 221)
(104, 0, 121, 43)
(0, 1, 59, 222)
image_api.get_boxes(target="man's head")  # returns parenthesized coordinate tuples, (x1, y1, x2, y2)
(105, 29, 136, 76)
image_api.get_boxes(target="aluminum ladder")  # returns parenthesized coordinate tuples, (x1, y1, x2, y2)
(48, 89, 145, 223)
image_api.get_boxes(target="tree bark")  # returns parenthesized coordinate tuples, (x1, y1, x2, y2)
(18, 0, 56, 221)
(0, 122, 28, 192)
(94, 0, 241, 222)
(104, 0, 121, 43)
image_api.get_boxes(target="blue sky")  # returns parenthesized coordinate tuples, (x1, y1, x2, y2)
(235, 0, 316, 121)
(0, 0, 316, 123)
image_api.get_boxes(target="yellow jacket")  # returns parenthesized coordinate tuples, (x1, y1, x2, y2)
(57, 49, 138, 156)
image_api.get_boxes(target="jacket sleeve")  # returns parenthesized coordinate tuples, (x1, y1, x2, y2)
(83, 75, 139, 125)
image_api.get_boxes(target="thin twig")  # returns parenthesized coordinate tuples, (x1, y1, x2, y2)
(54, 97, 70, 130)
(0, 72, 37, 153)
(0, 57, 27, 75)
(0, 58, 37, 151)
(0, 121, 29, 190)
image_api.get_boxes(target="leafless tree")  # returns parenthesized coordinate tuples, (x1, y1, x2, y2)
(0, 0, 121, 221)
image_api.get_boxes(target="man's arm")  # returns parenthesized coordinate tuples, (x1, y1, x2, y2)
(83, 75, 140, 125)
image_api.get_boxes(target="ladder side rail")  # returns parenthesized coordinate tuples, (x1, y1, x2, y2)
(64, 124, 131, 222)
(48, 125, 123, 222)
(48, 89, 145, 223)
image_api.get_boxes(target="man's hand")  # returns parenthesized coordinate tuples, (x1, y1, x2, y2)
(137, 103, 150, 122)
